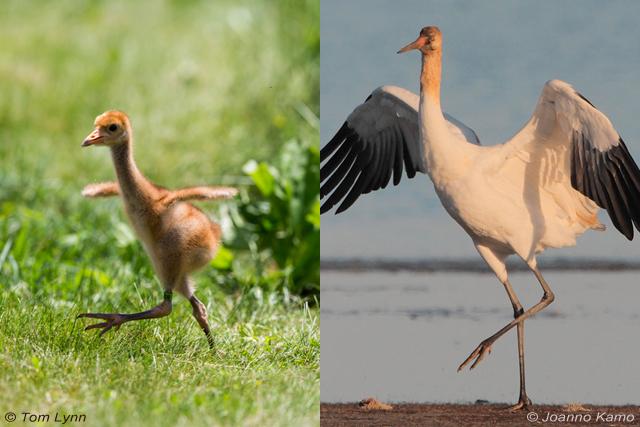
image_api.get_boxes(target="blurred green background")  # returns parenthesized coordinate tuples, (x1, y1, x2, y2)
(0, 0, 318, 183)
(0, 0, 319, 426)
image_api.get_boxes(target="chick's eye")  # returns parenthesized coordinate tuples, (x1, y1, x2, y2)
(108, 124, 118, 132)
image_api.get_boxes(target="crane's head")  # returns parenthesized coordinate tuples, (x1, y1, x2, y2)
(82, 110, 131, 147)
(397, 26, 442, 54)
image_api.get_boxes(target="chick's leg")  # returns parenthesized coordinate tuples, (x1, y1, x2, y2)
(189, 294, 214, 348)
(77, 291, 173, 336)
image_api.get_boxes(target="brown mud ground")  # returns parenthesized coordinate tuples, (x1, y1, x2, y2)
(321, 403, 640, 426)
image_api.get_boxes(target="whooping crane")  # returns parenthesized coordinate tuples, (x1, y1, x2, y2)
(320, 26, 640, 410)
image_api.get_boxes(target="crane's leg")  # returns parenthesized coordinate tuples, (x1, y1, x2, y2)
(458, 259, 554, 378)
(468, 246, 532, 409)
(78, 258, 182, 337)
(77, 290, 173, 336)
(175, 276, 215, 349)
(189, 294, 214, 349)
(511, 320, 532, 410)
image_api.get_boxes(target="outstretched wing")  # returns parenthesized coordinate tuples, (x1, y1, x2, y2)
(321, 85, 479, 214)
(504, 79, 640, 240)
(81, 182, 120, 198)
(168, 186, 238, 203)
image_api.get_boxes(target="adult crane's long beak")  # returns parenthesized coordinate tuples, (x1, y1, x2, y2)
(82, 128, 105, 147)
(397, 36, 426, 54)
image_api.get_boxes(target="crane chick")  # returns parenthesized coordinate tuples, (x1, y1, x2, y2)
(77, 110, 237, 347)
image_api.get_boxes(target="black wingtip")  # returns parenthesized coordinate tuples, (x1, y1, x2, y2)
(576, 91, 597, 109)
(321, 122, 351, 160)
(335, 204, 348, 214)
(320, 201, 332, 215)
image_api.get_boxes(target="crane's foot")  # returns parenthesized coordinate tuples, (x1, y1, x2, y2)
(77, 312, 127, 336)
(457, 339, 494, 371)
(505, 395, 532, 411)
(77, 301, 171, 338)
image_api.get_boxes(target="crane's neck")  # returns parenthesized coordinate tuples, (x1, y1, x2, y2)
(420, 49, 442, 106)
(110, 133, 154, 209)
(418, 48, 470, 185)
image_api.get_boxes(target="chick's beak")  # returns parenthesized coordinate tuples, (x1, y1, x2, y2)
(82, 128, 104, 147)
(397, 36, 426, 54)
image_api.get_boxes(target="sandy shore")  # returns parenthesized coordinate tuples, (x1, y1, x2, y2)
(320, 403, 640, 426)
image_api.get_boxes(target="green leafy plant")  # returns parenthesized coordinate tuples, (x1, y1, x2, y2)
(221, 139, 320, 298)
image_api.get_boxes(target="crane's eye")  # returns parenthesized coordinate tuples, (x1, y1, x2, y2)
(108, 124, 118, 132)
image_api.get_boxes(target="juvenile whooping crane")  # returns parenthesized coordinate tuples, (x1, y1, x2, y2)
(77, 111, 237, 348)
(320, 26, 640, 410)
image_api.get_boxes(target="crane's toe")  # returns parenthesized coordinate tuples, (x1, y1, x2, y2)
(77, 313, 126, 337)
(457, 340, 493, 371)
(505, 396, 532, 412)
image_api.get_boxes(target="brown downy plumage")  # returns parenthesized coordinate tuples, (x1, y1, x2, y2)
(77, 110, 237, 347)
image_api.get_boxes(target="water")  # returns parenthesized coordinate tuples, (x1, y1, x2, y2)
(321, 271, 640, 404)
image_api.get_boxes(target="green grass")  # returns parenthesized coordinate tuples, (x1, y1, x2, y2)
(0, 290, 318, 426)
(0, 183, 319, 426)
(0, 0, 319, 425)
